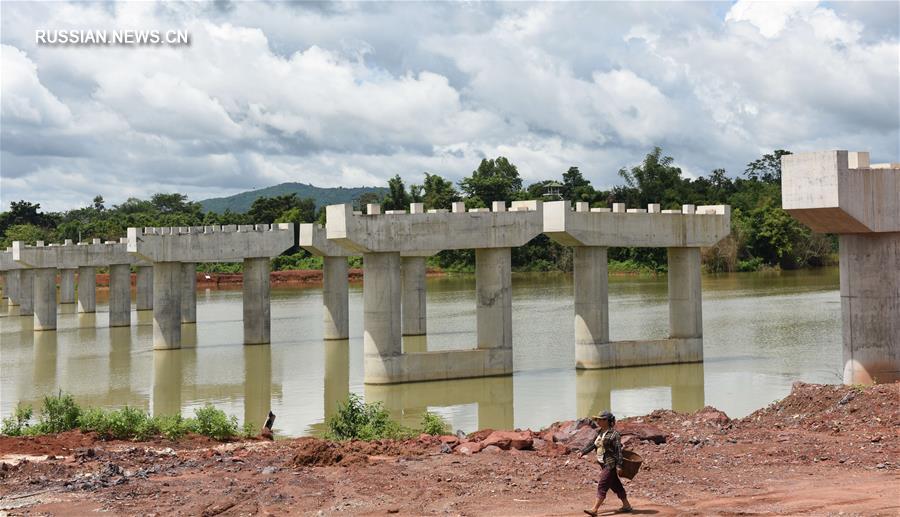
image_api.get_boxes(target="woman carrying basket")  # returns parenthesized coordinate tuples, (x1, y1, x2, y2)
(578, 411, 632, 515)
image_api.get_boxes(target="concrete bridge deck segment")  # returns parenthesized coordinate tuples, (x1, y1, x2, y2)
(11, 239, 154, 331)
(542, 200, 731, 371)
(782, 150, 899, 384)
(127, 224, 294, 350)
(325, 201, 543, 384)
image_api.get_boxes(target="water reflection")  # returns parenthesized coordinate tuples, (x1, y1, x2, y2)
(136, 310, 153, 326)
(576, 362, 705, 418)
(243, 345, 272, 431)
(78, 313, 97, 332)
(366, 375, 514, 431)
(33, 331, 57, 393)
(152, 351, 183, 417)
(181, 323, 198, 348)
(324, 340, 350, 422)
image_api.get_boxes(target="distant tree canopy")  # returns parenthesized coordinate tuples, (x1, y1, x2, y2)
(0, 147, 832, 273)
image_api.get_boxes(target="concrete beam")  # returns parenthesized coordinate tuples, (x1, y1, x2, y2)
(326, 201, 543, 253)
(299, 223, 357, 257)
(576, 338, 703, 369)
(782, 151, 900, 233)
(543, 200, 730, 248)
(12, 239, 148, 269)
(128, 224, 294, 262)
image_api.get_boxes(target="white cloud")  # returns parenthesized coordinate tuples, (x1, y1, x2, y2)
(0, 1, 897, 211)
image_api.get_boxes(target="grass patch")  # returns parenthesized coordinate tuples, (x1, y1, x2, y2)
(421, 411, 450, 436)
(325, 394, 453, 440)
(1, 392, 251, 442)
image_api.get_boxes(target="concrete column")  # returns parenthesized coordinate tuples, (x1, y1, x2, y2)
(108, 264, 131, 327)
(6, 270, 20, 305)
(77, 266, 96, 313)
(0, 271, 6, 299)
(243, 257, 270, 345)
(363, 252, 402, 381)
(574, 246, 609, 345)
(667, 247, 702, 339)
(401, 256, 427, 336)
(18, 269, 34, 316)
(33, 268, 57, 331)
(839, 233, 900, 384)
(181, 263, 197, 323)
(59, 269, 76, 304)
(153, 262, 182, 350)
(136, 266, 153, 311)
(475, 248, 512, 349)
(323, 256, 349, 340)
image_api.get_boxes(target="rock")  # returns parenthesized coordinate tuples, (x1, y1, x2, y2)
(618, 422, 667, 444)
(483, 445, 502, 454)
(438, 435, 460, 446)
(566, 426, 599, 451)
(261, 428, 274, 441)
(261, 466, 278, 475)
(694, 406, 731, 427)
(440, 443, 453, 454)
(482, 431, 534, 450)
(456, 442, 483, 455)
(467, 429, 494, 442)
(532, 438, 547, 450)
(839, 392, 855, 405)
(455, 429, 467, 440)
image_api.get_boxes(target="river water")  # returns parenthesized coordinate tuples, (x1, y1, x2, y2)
(0, 268, 842, 437)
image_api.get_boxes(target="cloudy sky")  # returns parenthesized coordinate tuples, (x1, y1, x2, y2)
(1, 1, 898, 212)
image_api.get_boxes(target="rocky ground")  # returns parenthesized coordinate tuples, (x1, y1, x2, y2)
(1, 382, 897, 516)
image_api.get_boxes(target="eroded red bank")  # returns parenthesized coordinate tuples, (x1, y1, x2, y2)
(1, 382, 898, 515)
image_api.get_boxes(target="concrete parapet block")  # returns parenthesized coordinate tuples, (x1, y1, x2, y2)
(782, 150, 900, 233)
(325, 202, 543, 253)
(127, 223, 294, 262)
(575, 338, 703, 369)
(543, 200, 731, 248)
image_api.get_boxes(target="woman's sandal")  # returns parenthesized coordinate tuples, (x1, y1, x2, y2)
(583, 510, 598, 516)
(617, 506, 633, 513)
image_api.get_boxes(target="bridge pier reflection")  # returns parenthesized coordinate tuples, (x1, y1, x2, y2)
(243, 344, 272, 431)
(576, 362, 705, 418)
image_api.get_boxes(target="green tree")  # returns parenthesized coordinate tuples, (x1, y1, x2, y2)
(1, 223, 47, 247)
(92, 195, 105, 211)
(248, 194, 314, 224)
(562, 166, 592, 201)
(744, 150, 792, 184)
(382, 175, 411, 211)
(459, 156, 522, 204)
(617, 147, 686, 208)
(420, 173, 459, 210)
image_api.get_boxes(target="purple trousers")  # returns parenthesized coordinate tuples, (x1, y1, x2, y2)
(597, 465, 626, 500)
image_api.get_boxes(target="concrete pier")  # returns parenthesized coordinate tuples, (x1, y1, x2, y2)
(152, 262, 182, 350)
(59, 269, 76, 304)
(6, 270, 20, 305)
(363, 252, 402, 381)
(782, 150, 900, 384)
(667, 247, 703, 339)
(33, 268, 57, 330)
(243, 257, 271, 345)
(401, 256, 427, 336)
(544, 200, 729, 369)
(323, 256, 350, 340)
(573, 246, 609, 352)
(475, 248, 512, 349)
(18, 269, 34, 316)
(128, 224, 293, 348)
(136, 266, 153, 311)
(108, 264, 131, 327)
(181, 263, 197, 323)
(77, 266, 96, 313)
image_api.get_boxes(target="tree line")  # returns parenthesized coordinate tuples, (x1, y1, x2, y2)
(0, 148, 835, 273)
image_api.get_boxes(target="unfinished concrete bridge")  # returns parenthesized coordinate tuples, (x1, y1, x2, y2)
(2, 199, 732, 385)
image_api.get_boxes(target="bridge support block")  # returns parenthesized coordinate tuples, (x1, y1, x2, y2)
(323, 256, 349, 340)
(153, 262, 182, 350)
(109, 264, 131, 327)
(243, 257, 271, 345)
(33, 267, 57, 331)
(401, 256, 427, 336)
(59, 269, 76, 304)
(77, 266, 96, 314)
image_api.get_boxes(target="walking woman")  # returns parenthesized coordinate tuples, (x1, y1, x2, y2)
(578, 411, 632, 515)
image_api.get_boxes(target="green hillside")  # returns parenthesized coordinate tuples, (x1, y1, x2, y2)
(198, 183, 387, 213)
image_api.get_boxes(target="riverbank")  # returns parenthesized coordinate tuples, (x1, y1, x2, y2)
(1, 382, 896, 515)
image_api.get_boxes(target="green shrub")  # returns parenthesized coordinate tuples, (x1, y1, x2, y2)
(242, 421, 257, 439)
(325, 393, 412, 441)
(157, 414, 190, 440)
(421, 411, 449, 436)
(37, 391, 81, 433)
(737, 257, 765, 272)
(194, 404, 238, 440)
(1, 404, 33, 436)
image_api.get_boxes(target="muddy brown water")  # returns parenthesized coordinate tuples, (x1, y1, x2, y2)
(0, 267, 841, 437)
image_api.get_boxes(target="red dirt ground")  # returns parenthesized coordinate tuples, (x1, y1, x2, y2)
(1, 382, 897, 516)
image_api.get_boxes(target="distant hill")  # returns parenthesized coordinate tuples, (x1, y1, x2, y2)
(198, 183, 387, 213)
